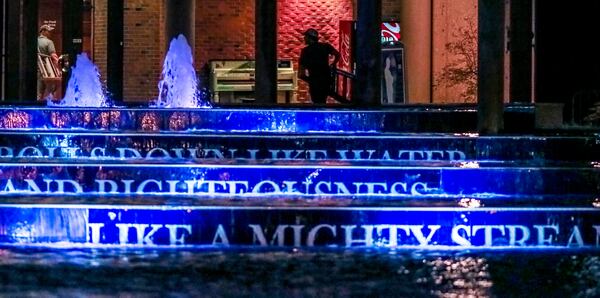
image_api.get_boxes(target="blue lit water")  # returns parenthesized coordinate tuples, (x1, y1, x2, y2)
(155, 35, 210, 108)
(0, 247, 598, 296)
(50, 53, 111, 108)
(5, 21, 597, 297)
(1, 46, 598, 296)
(47, 35, 208, 109)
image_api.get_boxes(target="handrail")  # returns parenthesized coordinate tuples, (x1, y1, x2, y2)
(332, 68, 355, 100)
(333, 68, 355, 80)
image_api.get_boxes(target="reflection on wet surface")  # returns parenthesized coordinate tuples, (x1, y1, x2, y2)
(0, 247, 598, 297)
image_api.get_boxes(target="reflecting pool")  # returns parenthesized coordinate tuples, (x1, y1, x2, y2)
(0, 247, 598, 296)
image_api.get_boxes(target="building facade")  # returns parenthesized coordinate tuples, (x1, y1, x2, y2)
(2, 0, 484, 105)
(1, 0, 598, 116)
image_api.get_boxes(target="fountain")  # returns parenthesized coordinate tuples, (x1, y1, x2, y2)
(46, 35, 207, 109)
(0, 27, 597, 254)
(155, 34, 210, 108)
(49, 52, 111, 107)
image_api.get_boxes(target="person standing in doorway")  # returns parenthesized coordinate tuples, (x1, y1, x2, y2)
(299, 28, 350, 104)
(37, 24, 60, 100)
(383, 53, 397, 104)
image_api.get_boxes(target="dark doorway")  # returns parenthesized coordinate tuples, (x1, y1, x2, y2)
(2, 0, 38, 103)
(535, 2, 600, 102)
(535, 1, 600, 124)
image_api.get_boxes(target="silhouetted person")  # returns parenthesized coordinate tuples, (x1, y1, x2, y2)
(299, 29, 350, 104)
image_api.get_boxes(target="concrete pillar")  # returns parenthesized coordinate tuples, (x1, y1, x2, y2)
(478, 0, 505, 134)
(509, 0, 533, 102)
(5, 0, 40, 101)
(353, 0, 382, 106)
(164, 0, 195, 52)
(399, 0, 432, 103)
(254, 0, 277, 104)
(107, 0, 123, 102)
(27, 1, 39, 101)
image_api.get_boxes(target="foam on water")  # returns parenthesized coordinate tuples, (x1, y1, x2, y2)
(155, 34, 210, 108)
(49, 53, 111, 107)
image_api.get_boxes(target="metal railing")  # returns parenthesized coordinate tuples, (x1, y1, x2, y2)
(332, 68, 355, 101)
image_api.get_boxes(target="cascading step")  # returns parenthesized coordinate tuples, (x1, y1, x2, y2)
(0, 106, 596, 251)
(0, 160, 598, 197)
(0, 105, 533, 133)
(0, 203, 598, 249)
(0, 131, 598, 162)
(0, 193, 598, 208)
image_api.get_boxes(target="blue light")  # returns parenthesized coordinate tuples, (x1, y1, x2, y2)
(0, 205, 597, 249)
(0, 107, 388, 133)
(51, 53, 111, 107)
(0, 76, 596, 252)
(154, 35, 211, 108)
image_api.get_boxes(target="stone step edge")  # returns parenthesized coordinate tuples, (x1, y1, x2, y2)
(0, 195, 597, 208)
(1, 158, 599, 168)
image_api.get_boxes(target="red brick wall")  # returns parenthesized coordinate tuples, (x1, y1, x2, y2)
(92, 0, 107, 80)
(122, 0, 162, 102)
(195, 1, 255, 71)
